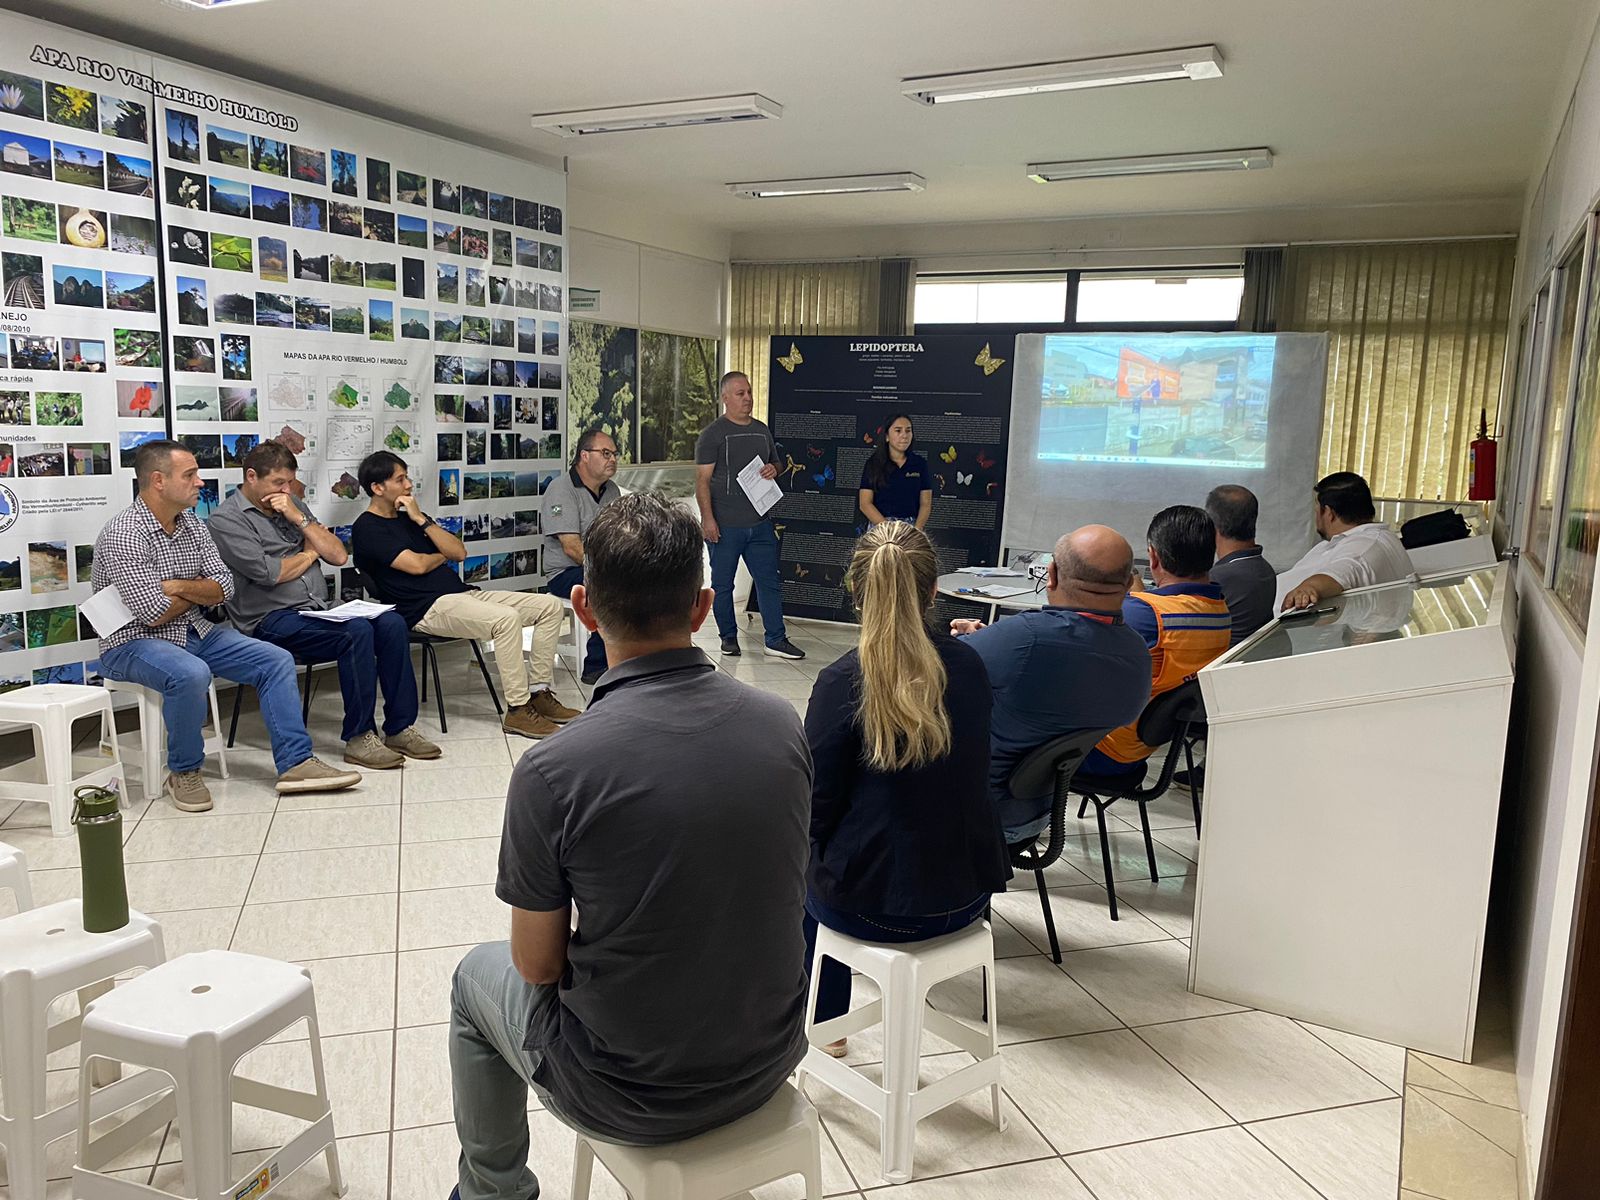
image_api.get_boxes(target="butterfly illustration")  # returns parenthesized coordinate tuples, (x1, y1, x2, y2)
(774, 523, 788, 538)
(793, 563, 810, 579)
(975, 343, 1006, 376)
(806, 445, 824, 459)
(956, 470, 974, 486)
(987, 482, 1000, 499)
(976, 450, 996, 470)
(776, 342, 804, 372)
(934, 474, 946, 491)
(812, 465, 834, 488)
(939, 445, 958, 464)
(777, 455, 804, 485)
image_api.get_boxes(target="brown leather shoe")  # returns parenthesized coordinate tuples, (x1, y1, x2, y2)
(529, 690, 581, 724)
(504, 701, 560, 739)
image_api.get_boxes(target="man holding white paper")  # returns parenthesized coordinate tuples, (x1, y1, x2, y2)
(210, 440, 439, 769)
(694, 371, 804, 660)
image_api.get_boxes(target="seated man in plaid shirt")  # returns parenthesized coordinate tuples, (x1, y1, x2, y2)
(92, 440, 362, 811)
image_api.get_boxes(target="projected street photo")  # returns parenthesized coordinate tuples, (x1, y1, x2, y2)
(1037, 334, 1274, 469)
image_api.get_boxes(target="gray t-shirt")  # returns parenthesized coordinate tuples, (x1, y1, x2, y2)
(1210, 546, 1277, 645)
(539, 468, 620, 570)
(497, 647, 811, 1144)
(208, 488, 326, 634)
(695, 415, 779, 529)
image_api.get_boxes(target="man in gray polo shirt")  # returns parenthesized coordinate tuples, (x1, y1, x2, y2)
(449, 492, 811, 1198)
(540, 429, 621, 684)
(1204, 483, 1276, 645)
(210, 440, 440, 770)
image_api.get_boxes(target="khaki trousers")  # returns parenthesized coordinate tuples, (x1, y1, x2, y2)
(414, 589, 563, 708)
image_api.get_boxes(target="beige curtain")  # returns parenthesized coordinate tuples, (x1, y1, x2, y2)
(730, 261, 886, 419)
(1282, 239, 1516, 500)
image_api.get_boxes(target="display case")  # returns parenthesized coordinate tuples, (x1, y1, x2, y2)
(1189, 563, 1516, 1059)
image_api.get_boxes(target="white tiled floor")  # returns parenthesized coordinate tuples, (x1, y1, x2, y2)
(0, 618, 1437, 1199)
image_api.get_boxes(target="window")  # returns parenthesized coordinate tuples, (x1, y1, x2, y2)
(1555, 234, 1600, 631)
(1495, 311, 1533, 544)
(1528, 235, 1588, 574)
(1076, 271, 1245, 324)
(913, 275, 1067, 325)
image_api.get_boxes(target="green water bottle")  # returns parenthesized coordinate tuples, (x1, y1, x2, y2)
(73, 784, 129, 933)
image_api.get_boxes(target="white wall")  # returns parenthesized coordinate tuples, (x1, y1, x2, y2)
(568, 226, 727, 341)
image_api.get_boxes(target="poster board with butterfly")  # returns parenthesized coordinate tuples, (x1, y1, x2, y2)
(766, 334, 1014, 624)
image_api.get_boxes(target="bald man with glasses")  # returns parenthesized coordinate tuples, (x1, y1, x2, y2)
(541, 429, 623, 684)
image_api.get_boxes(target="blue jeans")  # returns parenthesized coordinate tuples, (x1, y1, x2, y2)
(803, 893, 992, 1023)
(544, 565, 606, 675)
(708, 521, 787, 646)
(99, 626, 312, 775)
(255, 608, 418, 743)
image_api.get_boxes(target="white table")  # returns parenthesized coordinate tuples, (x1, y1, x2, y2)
(934, 571, 1046, 618)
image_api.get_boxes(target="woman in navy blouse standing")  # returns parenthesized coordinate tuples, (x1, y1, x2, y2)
(858, 413, 933, 528)
(802, 520, 1010, 1055)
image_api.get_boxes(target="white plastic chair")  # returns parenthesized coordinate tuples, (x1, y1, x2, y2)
(0, 684, 128, 837)
(74, 950, 345, 1200)
(103, 678, 229, 800)
(0, 839, 33, 913)
(0, 900, 167, 1200)
(572, 1081, 821, 1200)
(796, 921, 1004, 1184)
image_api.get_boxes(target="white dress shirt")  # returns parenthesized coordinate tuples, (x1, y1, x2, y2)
(1273, 522, 1416, 609)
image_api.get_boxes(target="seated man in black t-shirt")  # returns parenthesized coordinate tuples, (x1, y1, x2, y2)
(349, 451, 576, 739)
(449, 493, 811, 1200)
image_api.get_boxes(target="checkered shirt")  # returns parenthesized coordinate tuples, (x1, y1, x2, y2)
(91, 497, 236, 653)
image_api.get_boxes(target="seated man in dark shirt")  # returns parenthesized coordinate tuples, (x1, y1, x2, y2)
(953, 525, 1152, 843)
(1205, 484, 1276, 646)
(449, 492, 812, 1199)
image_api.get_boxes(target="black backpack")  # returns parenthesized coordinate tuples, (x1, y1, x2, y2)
(1399, 508, 1470, 549)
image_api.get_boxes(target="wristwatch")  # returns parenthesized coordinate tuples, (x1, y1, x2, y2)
(419, 515, 436, 530)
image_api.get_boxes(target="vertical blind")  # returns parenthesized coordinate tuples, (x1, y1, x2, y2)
(729, 260, 915, 419)
(1283, 239, 1517, 500)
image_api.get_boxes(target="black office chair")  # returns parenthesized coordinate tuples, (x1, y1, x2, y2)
(1005, 727, 1113, 963)
(225, 654, 324, 748)
(1066, 679, 1206, 920)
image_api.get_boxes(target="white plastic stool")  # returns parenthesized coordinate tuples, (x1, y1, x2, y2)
(572, 1081, 821, 1200)
(796, 921, 1004, 1184)
(74, 950, 345, 1200)
(0, 900, 167, 1200)
(104, 679, 229, 801)
(0, 839, 33, 912)
(0, 684, 128, 837)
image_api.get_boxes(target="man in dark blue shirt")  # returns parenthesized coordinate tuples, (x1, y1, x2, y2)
(953, 526, 1152, 842)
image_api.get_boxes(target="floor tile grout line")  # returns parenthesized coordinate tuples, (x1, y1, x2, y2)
(1060, 1154, 1107, 1200)
(1406, 1080, 1523, 1116)
(1408, 1087, 1520, 1162)
(1054, 1116, 1239, 1162)
(1407, 1051, 1504, 1109)
(1292, 1021, 1407, 1100)
(1236, 1120, 1343, 1200)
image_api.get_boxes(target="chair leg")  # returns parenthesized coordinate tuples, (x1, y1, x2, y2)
(429, 645, 447, 733)
(1138, 799, 1159, 882)
(1185, 738, 1203, 835)
(418, 647, 429, 703)
(301, 664, 314, 724)
(1035, 868, 1060, 963)
(470, 640, 502, 714)
(1077, 795, 1090, 819)
(227, 683, 243, 749)
(1094, 802, 1119, 921)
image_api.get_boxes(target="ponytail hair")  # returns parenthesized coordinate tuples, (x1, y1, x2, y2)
(845, 521, 950, 772)
(863, 412, 913, 490)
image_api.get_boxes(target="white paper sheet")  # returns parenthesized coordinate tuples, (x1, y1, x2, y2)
(964, 567, 1024, 578)
(737, 454, 783, 517)
(976, 584, 1031, 598)
(303, 599, 396, 622)
(79, 586, 136, 638)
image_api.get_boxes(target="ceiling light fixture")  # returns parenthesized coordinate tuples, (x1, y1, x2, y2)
(162, 0, 272, 8)
(726, 173, 927, 199)
(903, 45, 1223, 105)
(530, 94, 781, 137)
(1026, 148, 1272, 183)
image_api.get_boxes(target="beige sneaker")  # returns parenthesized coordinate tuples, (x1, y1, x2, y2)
(276, 757, 362, 794)
(344, 731, 405, 770)
(529, 690, 581, 724)
(384, 726, 442, 760)
(166, 770, 213, 813)
(504, 701, 560, 739)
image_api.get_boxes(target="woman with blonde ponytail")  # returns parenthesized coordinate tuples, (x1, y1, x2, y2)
(802, 521, 1010, 1052)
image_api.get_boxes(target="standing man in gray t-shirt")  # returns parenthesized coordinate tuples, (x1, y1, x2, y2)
(694, 371, 805, 659)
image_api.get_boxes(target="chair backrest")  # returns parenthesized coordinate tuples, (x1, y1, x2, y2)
(1135, 679, 1205, 749)
(1006, 726, 1110, 870)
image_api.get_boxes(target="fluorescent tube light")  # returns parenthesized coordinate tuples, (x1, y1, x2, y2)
(1026, 148, 1272, 182)
(163, 0, 271, 8)
(903, 46, 1223, 105)
(531, 94, 781, 137)
(726, 173, 927, 199)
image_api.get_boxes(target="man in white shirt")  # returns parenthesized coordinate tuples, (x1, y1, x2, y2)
(1276, 472, 1415, 611)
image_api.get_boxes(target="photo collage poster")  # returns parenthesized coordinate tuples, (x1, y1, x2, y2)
(152, 48, 566, 602)
(766, 334, 1014, 625)
(0, 25, 159, 687)
(0, 9, 566, 686)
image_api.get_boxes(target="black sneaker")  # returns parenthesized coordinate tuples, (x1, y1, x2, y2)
(1172, 766, 1205, 793)
(720, 636, 741, 657)
(763, 638, 806, 660)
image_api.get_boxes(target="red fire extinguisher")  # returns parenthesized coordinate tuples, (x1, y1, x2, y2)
(1469, 408, 1497, 502)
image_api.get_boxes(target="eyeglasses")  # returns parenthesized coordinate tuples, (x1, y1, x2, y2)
(585, 448, 619, 460)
